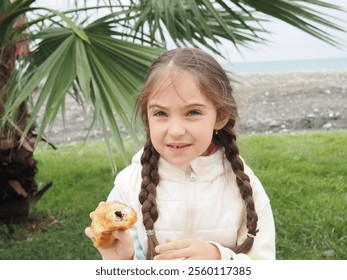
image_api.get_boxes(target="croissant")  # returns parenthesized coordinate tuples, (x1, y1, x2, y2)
(91, 200, 138, 248)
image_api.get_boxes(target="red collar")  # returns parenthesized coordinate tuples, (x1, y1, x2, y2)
(207, 143, 219, 156)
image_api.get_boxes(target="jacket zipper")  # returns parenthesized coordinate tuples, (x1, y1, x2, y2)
(190, 165, 197, 182)
(186, 165, 197, 237)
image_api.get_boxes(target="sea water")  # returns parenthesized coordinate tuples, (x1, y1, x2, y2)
(223, 57, 347, 74)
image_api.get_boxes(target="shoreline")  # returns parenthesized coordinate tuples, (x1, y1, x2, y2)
(230, 69, 347, 79)
(223, 56, 347, 76)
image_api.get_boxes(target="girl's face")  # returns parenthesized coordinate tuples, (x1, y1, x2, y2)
(147, 71, 225, 167)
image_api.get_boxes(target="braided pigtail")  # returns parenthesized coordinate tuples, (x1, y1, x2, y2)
(138, 136, 161, 259)
(214, 122, 258, 254)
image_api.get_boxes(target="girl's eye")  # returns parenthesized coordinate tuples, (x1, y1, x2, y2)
(187, 110, 202, 116)
(153, 111, 167, 117)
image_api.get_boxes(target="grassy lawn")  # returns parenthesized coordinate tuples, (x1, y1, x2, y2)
(0, 131, 346, 259)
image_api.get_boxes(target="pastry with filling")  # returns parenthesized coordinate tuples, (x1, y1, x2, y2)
(91, 200, 138, 248)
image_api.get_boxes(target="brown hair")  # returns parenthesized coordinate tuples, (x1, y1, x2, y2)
(136, 48, 258, 259)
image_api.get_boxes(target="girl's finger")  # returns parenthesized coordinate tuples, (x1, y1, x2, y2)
(155, 239, 190, 253)
(111, 229, 131, 239)
(85, 227, 94, 240)
(89, 211, 95, 219)
(154, 249, 189, 260)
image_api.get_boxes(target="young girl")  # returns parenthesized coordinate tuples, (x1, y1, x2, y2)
(85, 48, 276, 260)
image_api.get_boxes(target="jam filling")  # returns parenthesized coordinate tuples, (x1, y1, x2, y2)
(115, 211, 124, 220)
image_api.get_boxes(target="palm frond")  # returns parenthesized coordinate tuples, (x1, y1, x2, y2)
(125, 0, 346, 55)
(3, 21, 163, 166)
(240, 0, 346, 46)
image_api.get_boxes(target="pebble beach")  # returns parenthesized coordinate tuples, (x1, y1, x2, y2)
(233, 71, 347, 134)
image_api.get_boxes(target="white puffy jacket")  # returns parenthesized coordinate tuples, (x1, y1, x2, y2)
(107, 148, 276, 260)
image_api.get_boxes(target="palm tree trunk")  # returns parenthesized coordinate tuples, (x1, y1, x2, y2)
(0, 15, 51, 224)
(0, 124, 39, 224)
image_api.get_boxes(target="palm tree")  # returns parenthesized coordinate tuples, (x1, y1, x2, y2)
(0, 0, 345, 224)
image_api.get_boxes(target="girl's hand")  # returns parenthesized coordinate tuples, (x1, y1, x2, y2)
(154, 239, 221, 260)
(85, 206, 134, 260)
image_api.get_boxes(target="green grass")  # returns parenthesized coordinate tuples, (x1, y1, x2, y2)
(0, 131, 346, 259)
(238, 131, 347, 259)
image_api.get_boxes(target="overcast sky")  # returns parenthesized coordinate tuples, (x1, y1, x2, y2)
(223, 0, 347, 62)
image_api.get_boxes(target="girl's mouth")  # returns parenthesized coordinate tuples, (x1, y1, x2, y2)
(167, 143, 191, 150)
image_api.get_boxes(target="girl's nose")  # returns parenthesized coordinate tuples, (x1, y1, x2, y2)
(168, 119, 186, 138)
